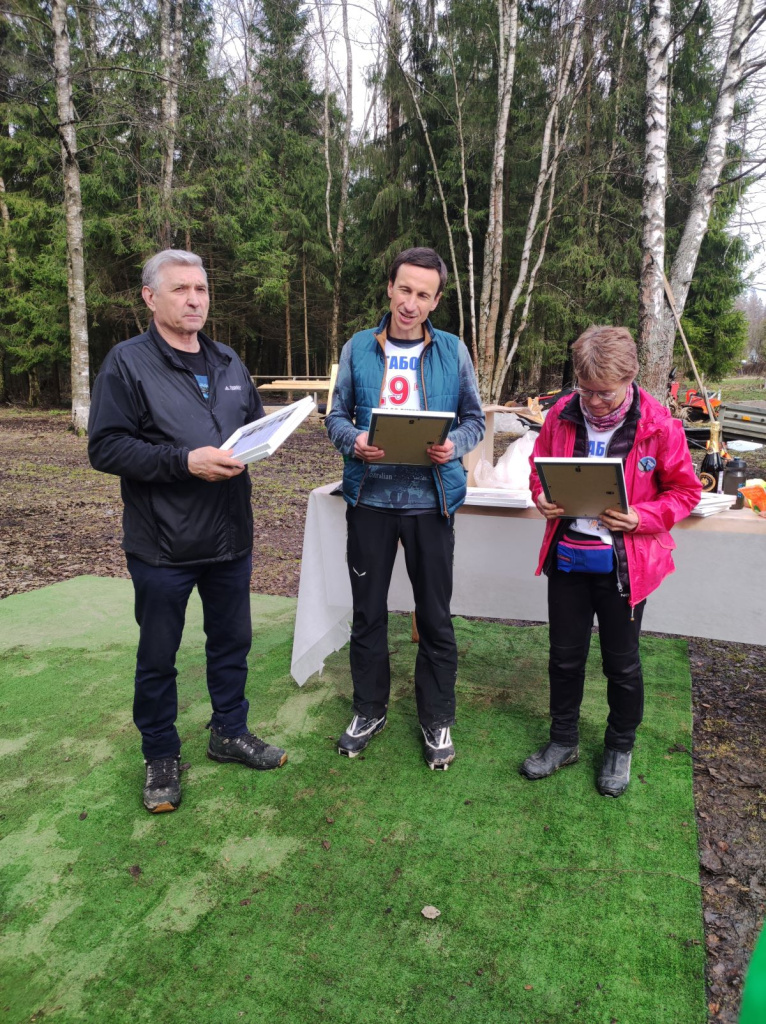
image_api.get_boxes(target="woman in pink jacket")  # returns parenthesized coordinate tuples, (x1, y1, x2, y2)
(523, 325, 701, 797)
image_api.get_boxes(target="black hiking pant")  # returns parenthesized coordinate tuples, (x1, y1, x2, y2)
(346, 504, 457, 728)
(547, 567, 646, 752)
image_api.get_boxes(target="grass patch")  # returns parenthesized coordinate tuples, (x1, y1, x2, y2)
(0, 578, 705, 1023)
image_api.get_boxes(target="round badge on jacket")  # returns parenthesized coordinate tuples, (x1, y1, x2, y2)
(638, 456, 657, 473)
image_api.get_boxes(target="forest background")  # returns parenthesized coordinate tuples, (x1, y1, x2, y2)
(1, 0, 766, 429)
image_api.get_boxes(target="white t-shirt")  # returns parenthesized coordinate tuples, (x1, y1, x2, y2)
(572, 420, 620, 542)
(381, 339, 425, 411)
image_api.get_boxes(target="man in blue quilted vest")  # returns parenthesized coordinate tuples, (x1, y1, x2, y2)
(325, 248, 485, 770)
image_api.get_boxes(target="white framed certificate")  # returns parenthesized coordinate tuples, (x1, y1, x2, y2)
(534, 457, 629, 517)
(367, 408, 453, 466)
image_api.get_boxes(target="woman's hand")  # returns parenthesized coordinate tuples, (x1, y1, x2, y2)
(536, 494, 565, 520)
(600, 506, 639, 532)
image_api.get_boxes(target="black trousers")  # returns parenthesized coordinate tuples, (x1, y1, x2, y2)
(127, 553, 253, 759)
(346, 504, 457, 728)
(547, 567, 646, 752)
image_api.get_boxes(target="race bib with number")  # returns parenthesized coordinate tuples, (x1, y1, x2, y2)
(381, 339, 425, 411)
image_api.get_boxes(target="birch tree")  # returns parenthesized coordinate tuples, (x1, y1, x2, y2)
(316, 0, 354, 365)
(658, 0, 764, 382)
(638, 0, 763, 398)
(476, 0, 519, 397)
(490, 2, 586, 402)
(159, 0, 184, 248)
(51, 0, 90, 433)
(637, 0, 671, 395)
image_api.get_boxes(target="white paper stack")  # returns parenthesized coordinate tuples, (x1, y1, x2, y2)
(221, 396, 316, 464)
(689, 492, 734, 517)
(465, 486, 533, 509)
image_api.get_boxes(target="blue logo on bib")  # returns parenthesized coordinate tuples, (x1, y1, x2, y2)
(638, 456, 656, 472)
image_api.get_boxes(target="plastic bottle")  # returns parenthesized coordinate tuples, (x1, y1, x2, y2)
(723, 458, 747, 509)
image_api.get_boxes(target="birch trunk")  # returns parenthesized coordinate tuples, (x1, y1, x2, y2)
(491, 6, 585, 402)
(637, 0, 671, 399)
(160, 0, 183, 248)
(329, 0, 353, 366)
(659, 0, 755, 352)
(447, 34, 478, 366)
(397, 64, 464, 343)
(476, 0, 519, 399)
(51, 0, 90, 434)
(0, 176, 15, 263)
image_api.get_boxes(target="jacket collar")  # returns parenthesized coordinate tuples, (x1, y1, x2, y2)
(559, 382, 642, 429)
(372, 313, 435, 352)
(148, 321, 228, 369)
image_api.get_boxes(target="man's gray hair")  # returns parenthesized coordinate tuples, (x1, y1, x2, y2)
(142, 250, 207, 291)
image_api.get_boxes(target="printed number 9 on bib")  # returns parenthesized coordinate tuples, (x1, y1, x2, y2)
(387, 376, 410, 406)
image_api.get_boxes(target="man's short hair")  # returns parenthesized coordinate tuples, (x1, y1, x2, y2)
(389, 247, 448, 296)
(142, 250, 207, 292)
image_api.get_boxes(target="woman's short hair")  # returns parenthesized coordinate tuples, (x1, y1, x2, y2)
(142, 250, 207, 292)
(571, 325, 639, 384)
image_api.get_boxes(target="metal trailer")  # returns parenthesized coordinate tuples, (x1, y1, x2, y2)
(719, 402, 766, 444)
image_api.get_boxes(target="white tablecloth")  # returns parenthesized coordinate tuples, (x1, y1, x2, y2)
(290, 483, 766, 684)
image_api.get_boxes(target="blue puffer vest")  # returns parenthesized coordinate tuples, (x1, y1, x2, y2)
(342, 317, 467, 516)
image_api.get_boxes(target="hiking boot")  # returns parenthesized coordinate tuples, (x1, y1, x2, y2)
(207, 730, 288, 770)
(337, 713, 387, 758)
(520, 741, 579, 780)
(597, 747, 632, 797)
(143, 755, 181, 813)
(421, 724, 455, 771)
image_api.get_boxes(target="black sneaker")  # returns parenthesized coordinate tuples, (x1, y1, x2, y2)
(207, 730, 288, 770)
(143, 755, 181, 813)
(421, 724, 455, 771)
(520, 741, 579, 780)
(597, 747, 632, 797)
(338, 713, 387, 757)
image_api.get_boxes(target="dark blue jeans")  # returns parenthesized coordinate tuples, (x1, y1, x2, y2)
(127, 553, 253, 759)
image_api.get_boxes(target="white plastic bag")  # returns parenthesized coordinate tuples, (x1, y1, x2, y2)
(473, 430, 536, 496)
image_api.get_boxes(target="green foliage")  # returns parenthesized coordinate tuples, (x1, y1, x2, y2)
(0, 0, 757, 403)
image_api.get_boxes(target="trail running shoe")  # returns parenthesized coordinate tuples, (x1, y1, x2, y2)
(207, 730, 288, 770)
(338, 713, 387, 757)
(421, 724, 455, 771)
(597, 747, 632, 797)
(143, 755, 181, 813)
(520, 741, 579, 780)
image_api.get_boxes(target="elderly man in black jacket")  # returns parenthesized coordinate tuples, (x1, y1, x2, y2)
(89, 250, 287, 813)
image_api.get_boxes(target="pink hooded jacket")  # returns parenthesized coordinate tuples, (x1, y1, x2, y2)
(529, 387, 702, 607)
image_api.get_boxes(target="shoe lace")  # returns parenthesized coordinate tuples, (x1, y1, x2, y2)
(238, 731, 269, 755)
(146, 757, 179, 788)
(423, 726, 451, 749)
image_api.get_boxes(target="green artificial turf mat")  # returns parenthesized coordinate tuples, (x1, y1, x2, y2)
(0, 578, 705, 1023)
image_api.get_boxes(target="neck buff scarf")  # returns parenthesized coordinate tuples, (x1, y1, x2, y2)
(580, 382, 634, 431)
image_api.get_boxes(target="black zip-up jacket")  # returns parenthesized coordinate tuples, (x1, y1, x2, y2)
(88, 323, 263, 566)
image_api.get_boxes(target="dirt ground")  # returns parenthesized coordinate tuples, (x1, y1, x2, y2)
(1, 407, 765, 1024)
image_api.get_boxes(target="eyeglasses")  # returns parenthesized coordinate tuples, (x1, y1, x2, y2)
(574, 386, 620, 402)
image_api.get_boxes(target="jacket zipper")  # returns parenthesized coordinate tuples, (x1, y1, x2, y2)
(418, 336, 448, 517)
